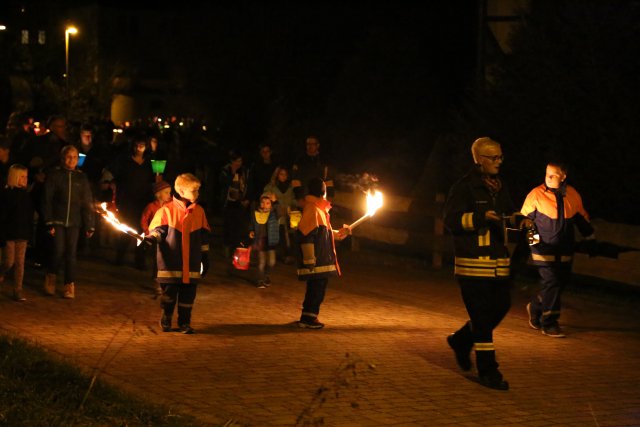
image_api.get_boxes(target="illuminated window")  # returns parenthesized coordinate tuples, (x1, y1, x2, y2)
(21, 30, 28, 44)
(38, 30, 45, 44)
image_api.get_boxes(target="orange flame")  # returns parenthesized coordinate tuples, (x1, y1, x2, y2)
(365, 190, 383, 217)
(99, 202, 144, 245)
(350, 190, 384, 229)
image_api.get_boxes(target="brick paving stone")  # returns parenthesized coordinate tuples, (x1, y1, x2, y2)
(1, 249, 639, 426)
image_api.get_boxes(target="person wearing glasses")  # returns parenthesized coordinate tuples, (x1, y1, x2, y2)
(520, 161, 595, 338)
(443, 137, 528, 391)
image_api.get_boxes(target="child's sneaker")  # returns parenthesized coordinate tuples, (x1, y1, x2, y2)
(256, 281, 267, 289)
(264, 276, 271, 287)
(13, 291, 26, 302)
(298, 318, 325, 329)
(526, 303, 541, 330)
(159, 314, 172, 332)
(179, 325, 195, 334)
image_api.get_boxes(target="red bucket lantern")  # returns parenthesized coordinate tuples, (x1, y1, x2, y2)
(232, 247, 251, 270)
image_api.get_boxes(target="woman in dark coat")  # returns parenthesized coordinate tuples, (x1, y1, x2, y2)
(107, 135, 154, 267)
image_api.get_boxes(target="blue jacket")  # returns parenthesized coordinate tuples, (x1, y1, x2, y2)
(520, 182, 594, 264)
(251, 208, 280, 250)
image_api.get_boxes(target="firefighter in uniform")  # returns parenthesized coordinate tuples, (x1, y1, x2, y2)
(444, 137, 527, 391)
(521, 161, 595, 338)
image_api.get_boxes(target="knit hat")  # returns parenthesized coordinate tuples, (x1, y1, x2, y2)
(152, 180, 171, 194)
(307, 177, 326, 197)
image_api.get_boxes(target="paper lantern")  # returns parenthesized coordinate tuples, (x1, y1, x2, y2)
(151, 159, 167, 174)
(289, 210, 302, 229)
(232, 247, 251, 270)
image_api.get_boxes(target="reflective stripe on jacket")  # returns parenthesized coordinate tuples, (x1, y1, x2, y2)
(443, 168, 514, 279)
(149, 197, 211, 284)
(295, 195, 340, 281)
(520, 183, 594, 264)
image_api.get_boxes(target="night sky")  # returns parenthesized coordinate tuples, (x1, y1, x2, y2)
(3, 1, 479, 190)
(164, 1, 479, 174)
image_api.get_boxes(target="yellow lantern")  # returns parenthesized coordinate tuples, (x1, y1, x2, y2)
(289, 210, 302, 229)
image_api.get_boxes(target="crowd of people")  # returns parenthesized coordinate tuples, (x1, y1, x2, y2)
(0, 114, 595, 391)
(0, 112, 343, 331)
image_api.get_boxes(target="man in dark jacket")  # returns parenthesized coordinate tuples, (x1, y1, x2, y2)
(247, 143, 277, 205)
(291, 136, 334, 200)
(443, 137, 528, 391)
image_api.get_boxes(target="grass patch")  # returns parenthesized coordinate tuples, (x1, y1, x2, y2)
(0, 335, 210, 426)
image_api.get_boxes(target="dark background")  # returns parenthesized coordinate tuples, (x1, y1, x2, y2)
(1, 1, 639, 224)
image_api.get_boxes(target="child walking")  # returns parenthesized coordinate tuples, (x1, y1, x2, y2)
(249, 193, 280, 288)
(140, 180, 172, 296)
(144, 173, 211, 334)
(263, 166, 297, 264)
(0, 164, 34, 301)
(295, 178, 350, 329)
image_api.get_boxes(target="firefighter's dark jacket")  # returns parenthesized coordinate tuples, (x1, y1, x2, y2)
(42, 166, 95, 230)
(295, 195, 340, 281)
(444, 167, 521, 279)
(148, 196, 211, 284)
(520, 183, 594, 265)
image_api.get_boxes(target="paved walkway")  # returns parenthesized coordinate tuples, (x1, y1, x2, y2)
(1, 245, 639, 426)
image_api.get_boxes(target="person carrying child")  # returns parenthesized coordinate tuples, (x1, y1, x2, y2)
(140, 180, 173, 296)
(144, 173, 211, 334)
(249, 192, 280, 288)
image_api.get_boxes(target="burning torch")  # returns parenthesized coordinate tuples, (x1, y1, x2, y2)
(97, 202, 147, 246)
(349, 190, 384, 230)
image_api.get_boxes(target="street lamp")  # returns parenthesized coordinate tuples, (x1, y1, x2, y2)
(65, 26, 78, 111)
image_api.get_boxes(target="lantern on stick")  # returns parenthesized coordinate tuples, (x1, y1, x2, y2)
(151, 159, 167, 176)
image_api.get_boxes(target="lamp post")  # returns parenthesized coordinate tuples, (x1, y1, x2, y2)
(65, 26, 78, 112)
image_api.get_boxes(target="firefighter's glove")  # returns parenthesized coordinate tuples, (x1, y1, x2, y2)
(201, 253, 210, 277)
(304, 263, 316, 272)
